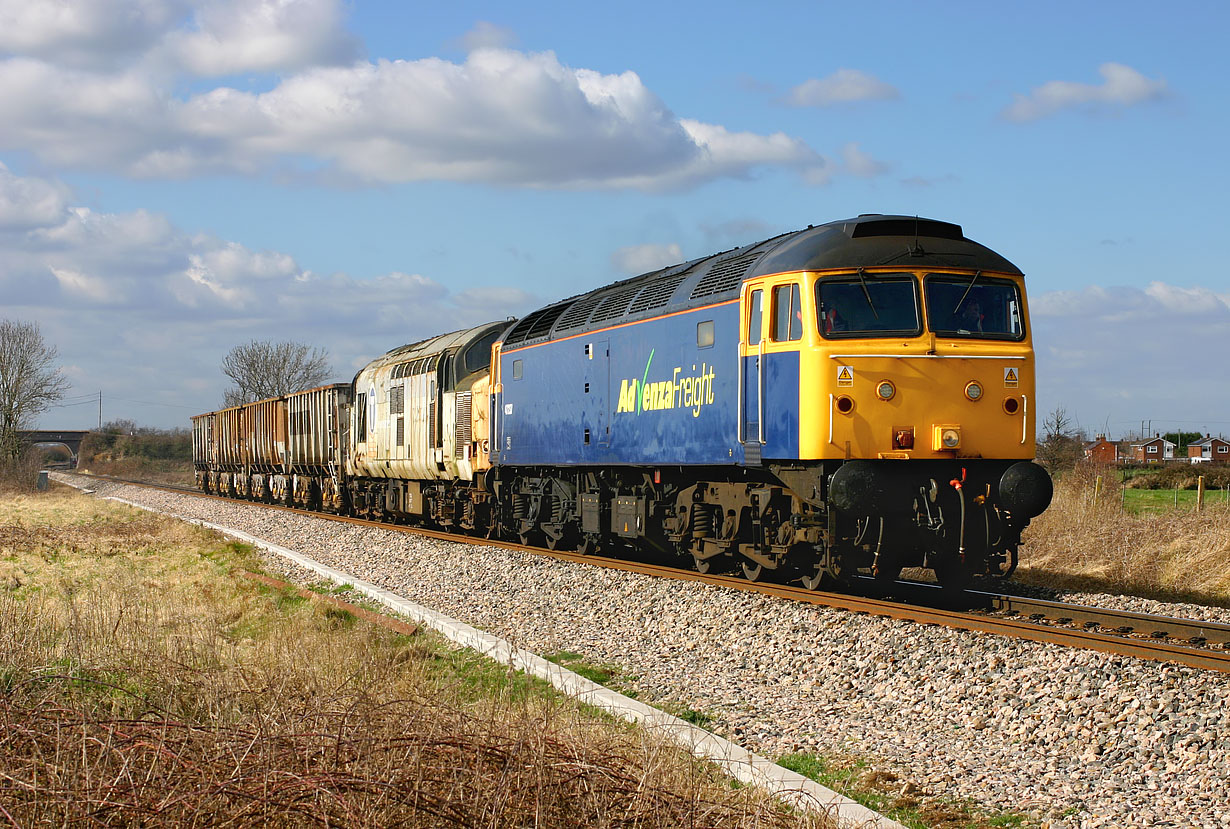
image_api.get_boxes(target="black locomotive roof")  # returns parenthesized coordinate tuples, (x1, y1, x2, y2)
(500, 214, 1023, 350)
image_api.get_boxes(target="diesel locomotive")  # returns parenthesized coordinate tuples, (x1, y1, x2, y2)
(192, 214, 1052, 589)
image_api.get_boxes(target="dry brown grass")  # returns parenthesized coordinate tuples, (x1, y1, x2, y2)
(0, 487, 822, 828)
(0, 449, 46, 494)
(77, 456, 196, 486)
(1018, 465, 1230, 601)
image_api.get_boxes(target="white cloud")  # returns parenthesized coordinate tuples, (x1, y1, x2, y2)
(610, 243, 683, 275)
(452, 21, 517, 53)
(699, 218, 774, 248)
(166, 0, 361, 76)
(0, 0, 188, 69)
(0, 168, 541, 426)
(1032, 282, 1230, 432)
(1002, 62, 1168, 122)
(900, 173, 960, 189)
(0, 161, 70, 229)
(49, 266, 118, 303)
(0, 37, 829, 190)
(786, 69, 899, 107)
(840, 142, 889, 178)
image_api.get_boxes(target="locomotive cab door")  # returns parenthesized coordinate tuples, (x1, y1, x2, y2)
(739, 284, 764, 464)
(740, 275, 806, 464)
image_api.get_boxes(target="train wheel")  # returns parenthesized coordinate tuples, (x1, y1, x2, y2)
(577, 533, 601, 556)
(544, 525, 576, 551)
(799, 564, 824, 591)
(741, 560, 765, 582)
(693, 554, 715, 574)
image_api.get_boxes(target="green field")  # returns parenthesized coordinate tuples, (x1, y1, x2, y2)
(1121, 486, 1230, 514)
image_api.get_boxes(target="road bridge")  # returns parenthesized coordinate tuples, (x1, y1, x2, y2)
(18, 430, 91, 464)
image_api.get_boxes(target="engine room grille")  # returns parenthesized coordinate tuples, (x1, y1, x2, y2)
(628, 272, 688, 313)
(690, 253, 759, 299)
(555, 294, 605, 332)
(454, 392, 472, 458)
(395, 416, 404, 447)
(588, 285, 641, 325)
(504, 303, 570, 347)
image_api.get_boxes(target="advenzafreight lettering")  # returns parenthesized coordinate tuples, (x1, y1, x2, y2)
(615, 363, 716, 417)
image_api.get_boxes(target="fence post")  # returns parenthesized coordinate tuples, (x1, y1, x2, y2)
(1174, 488, 1179, 508)
(1094, 475, 1103, 499)
(1196, 476, 1205, 512)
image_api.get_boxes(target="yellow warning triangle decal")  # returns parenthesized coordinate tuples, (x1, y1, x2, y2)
(837, 366, 853, 381)
(1005, 368, 1018, 382)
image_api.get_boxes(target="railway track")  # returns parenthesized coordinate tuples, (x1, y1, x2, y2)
(64, 472, 1230, 674)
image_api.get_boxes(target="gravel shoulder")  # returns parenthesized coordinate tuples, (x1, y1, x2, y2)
(60, 476, 1230, 828)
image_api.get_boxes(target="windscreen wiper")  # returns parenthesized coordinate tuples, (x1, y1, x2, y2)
(952, 270, 982, 313)
(856, 268, 879, 320)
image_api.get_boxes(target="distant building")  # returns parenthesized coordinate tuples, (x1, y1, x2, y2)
(1132, 434, 1176, 464)
(1084, 434, 1119, 464)
(1188, 434, 1230, 463)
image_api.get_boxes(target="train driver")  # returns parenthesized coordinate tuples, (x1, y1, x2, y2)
(956, 298, 984, 333)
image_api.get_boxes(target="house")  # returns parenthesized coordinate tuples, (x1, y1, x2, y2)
(1188, 434, 1230, 463)
(1084, 434, 1119, 464)
(1132, 434, 1176, 464)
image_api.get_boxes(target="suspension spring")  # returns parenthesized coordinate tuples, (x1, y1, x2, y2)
(691, 505, 713, 537)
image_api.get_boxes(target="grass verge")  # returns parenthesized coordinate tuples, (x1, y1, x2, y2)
(777, 753, 1031, 829)
(1019, 466, 1230, 602)
(0, 485, 825, 827)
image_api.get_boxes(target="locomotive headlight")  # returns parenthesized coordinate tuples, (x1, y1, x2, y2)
(933, 425, 962, 450)
(876, 380, 896, 401)
(964, 381, 984, 401)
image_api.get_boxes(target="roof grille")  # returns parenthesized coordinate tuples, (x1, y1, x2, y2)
(690, 253, 758, 299)
(588, 285, 641, 325)
(555, 294, 605, 331)
(629, 272, 688, 313)
(504, 303, 569, 347)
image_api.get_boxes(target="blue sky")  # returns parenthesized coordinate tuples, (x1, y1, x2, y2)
(2, 0, 1228, 439)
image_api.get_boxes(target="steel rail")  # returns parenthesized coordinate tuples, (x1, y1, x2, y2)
(968, 591, 1230, 647)
(64, 472, 1230, 674)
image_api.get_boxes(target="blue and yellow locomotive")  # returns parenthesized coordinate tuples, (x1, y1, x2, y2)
(193, 214, 1051, 589)
(490, 214, 1051, 587)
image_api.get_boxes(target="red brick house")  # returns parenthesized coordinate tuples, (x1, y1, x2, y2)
(1084, 434, 1119, 464)
(1189, 434, 1230, 463)
(1132, 435, 1176, 464)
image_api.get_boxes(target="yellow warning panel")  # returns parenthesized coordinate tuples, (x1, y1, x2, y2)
(1004, 366, 1019, 388)
(837, 365, 854, 387)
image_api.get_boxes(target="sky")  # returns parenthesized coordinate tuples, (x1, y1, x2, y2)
(3, 0, 1228, 440)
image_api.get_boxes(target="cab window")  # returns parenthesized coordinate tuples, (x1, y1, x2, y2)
(924, 275, 1024, 340)
(463, 328, 502, 374)
(816, 274, 920, 338)
(747, 289, 763, 344)
(771, 283, 803, 342)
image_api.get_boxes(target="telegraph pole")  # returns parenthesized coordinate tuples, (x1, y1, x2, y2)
(98, 391, 102, 429)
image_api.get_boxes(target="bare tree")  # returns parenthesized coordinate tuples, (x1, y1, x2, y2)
(221, 340, 332, 407)
(0, 319, 69, 461)
(1037, 405, 1085, 472)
